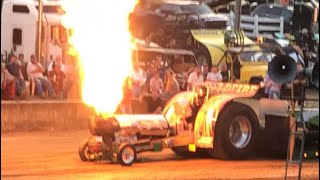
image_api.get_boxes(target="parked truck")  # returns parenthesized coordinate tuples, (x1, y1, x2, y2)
(1, 0, 69, 64)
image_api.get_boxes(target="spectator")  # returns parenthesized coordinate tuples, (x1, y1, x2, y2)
(120, 76, 133, 114)
(220, 64, 230, 82)
(187, 66, 204, 90)
(26, 54, 54, 97)
(292, 62, 307, 106)
(183, 35, 194, 50)
(5, 55, 26, 96)
(45, 55, 54, 75)
(18, 53, 28, 81)
(145, 63, 157, 91)
(7, 44, 19, 64)
(264, 73, 282, 99)
(141, 90, 164, 114)
(202, 64, 209, 81)
(161, 69, 180, 101)
(149, 70, 164, 95)
(154, 56, 166, 81)
(233, 58, 241, 79)
(64, 55, 81, 99)
(1, 62, 16, 99)
(48, 55, 66, 73)
(131, 63, 147, 99)
(206, 65, 222, 82)
(48, 62, 65, 99)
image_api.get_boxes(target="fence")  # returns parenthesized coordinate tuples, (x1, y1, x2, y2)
(228, 12, 285, 38)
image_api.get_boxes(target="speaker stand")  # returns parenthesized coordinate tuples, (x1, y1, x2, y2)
(284, 85, 307, 180)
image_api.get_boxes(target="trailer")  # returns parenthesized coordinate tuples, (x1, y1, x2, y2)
(1, 0, 69, 64)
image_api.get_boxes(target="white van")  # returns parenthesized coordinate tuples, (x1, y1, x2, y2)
(1, 0, 68, 64)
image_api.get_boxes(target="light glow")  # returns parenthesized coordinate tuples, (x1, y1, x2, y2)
(61, 0, 138, 115)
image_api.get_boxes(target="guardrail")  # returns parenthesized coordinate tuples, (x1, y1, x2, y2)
(227, 12, 284, 38)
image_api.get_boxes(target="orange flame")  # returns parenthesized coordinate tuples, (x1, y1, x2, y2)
(61, 0, 137, 115)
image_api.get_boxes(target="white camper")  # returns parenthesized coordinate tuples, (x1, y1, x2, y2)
(1, 0, 68, 64)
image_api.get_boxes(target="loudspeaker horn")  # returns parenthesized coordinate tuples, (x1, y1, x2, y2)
(268, 55, 297, 84)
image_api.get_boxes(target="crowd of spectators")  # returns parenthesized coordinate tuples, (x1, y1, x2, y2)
(118, 54, 224, 114)
(1, 45, 80, 100)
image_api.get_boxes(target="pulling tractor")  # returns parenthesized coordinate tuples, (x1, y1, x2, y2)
(79, 81, 292, 166)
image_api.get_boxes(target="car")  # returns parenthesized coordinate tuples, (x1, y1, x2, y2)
(129, 0, 229, 40)
(251, 3, 293, 33)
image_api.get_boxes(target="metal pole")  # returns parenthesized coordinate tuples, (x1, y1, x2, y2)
(37, 0, 43, 64)
(234, 0, 242, 30)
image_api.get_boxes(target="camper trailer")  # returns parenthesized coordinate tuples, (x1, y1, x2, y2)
(1, 0, 68, 64)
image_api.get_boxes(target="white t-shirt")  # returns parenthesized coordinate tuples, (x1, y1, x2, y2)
(150, 77, 164, 93)
(26, 62, 44, 79)
(48, 61, 66, 73)
(188, 72, 204, 86)
(131, 69, 146, 86)
(206, 72, 222, 82)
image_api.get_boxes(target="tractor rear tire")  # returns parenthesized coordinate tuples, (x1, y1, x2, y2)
(209, 102, 260, 159)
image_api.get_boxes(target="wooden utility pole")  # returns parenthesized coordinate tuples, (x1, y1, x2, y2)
(234, 0, 241, 30)
(37, 0, 43, 63)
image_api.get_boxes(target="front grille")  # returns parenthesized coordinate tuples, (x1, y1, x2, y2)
(206, 21, 227, 29)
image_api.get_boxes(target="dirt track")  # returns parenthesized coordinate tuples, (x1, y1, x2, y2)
(1, 130, 319, 180)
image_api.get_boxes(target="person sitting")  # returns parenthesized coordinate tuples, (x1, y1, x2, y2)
(48, 62, 65, 99)
(154, 56, 166, 81)
(48, 55, 66, 74)
(130, 63, 147, 114)
(160, 69, 180, 102)
(26, 54, 54, 97)
(187, 67, 204, 90)
(145, 63, 157, 91)
(149, 70, 164, 95)
(18, 53, 28, 81)
(264, 73, 282, 99)
(141, 90, 164, 114)
(5, 55, 26, 97)
(131, 63, 147, 100)
(206, 65, 222, 82)
(1, 62, 16, 100)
